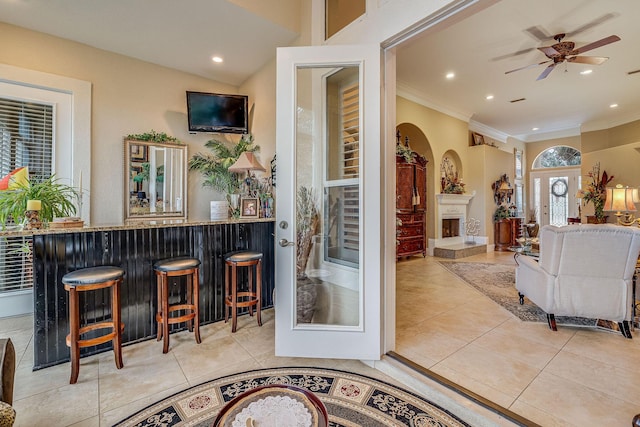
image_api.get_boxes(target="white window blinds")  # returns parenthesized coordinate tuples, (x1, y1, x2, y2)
(0, 97, 53, 180)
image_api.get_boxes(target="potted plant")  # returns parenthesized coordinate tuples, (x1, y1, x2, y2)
(188, 134, 260, 217)
(0, 175, 79, 229)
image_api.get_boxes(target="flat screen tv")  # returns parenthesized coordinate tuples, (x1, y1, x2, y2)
(186, 91, 248, 134)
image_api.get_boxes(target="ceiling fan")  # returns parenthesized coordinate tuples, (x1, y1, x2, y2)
(505, 33, 621, 80)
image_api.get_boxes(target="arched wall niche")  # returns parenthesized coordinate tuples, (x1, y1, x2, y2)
(395, 122, 436, 241)
(440, 149, 463, 193)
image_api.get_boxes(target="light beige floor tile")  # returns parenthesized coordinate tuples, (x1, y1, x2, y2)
(491, 317, 576, 350)
(544, 349, 640, 406)
(508, 399, 575, 426)
(14, 355, 98, 400)
(98, 350, 187, 413)
(518, 371, 639, 426)
(434, 343, 541, 399)
(12, 379, 98, 427)
(397, 327, 469, 363)
(432, 365, 516, 409)
(472, 326, 560, 369)
(171, 335, 254, 383)
(562, 329, 640, 374)
(68, 416, 99, 427)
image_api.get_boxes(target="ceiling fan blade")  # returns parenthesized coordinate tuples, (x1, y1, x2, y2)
(536, 64, 556, 80)
(565, 13, 616, 38)
(538, 46, 560, 57)
(567, 56, 609, 65)
(573, 35, 620, 54)
(491, 47, 536, 62)
(505, 60, 552, 75)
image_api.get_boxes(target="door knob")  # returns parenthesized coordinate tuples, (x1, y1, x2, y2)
(278, 238, 295, 247)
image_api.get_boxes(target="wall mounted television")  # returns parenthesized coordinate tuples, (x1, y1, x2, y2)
(186, 91, 248, 134)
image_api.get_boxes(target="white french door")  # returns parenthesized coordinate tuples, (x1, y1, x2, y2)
(530, 168, 581, 226)
(274, 45, 383, 360)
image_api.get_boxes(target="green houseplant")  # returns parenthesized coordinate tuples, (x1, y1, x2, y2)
(0, 175, 79, 228)
(188, 134, 260, 216)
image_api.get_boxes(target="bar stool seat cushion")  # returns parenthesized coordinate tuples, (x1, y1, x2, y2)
(225, 251, 263, 263)
(154, 257, 200, 272)
(62, 266, 124, 286)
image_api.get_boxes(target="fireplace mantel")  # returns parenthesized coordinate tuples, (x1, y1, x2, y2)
(436, 193, 475, 205)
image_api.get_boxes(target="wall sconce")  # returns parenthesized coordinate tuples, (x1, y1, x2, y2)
(603, 184, 638, 226)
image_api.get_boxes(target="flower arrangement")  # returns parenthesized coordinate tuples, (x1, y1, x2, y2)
(576, 162, 613, 221)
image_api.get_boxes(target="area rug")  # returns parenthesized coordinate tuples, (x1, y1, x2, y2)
(438, 261, 596, 327)
(114, 366, 471, 427)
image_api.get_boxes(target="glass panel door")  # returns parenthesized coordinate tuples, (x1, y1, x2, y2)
(275, 45, 381, 360)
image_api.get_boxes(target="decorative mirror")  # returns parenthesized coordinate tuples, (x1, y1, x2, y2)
(124, 139, 187, 221)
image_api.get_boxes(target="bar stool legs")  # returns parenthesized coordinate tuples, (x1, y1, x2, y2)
(63, 266, 125, 384)
(154, 257, 201, 353)
(224, 251, 263, 333)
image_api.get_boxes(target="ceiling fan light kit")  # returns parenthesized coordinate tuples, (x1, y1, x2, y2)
(505, 33, 621, 80)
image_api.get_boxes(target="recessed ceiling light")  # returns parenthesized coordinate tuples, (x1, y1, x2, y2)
(532, 127, 539, 131)
(580, 69, 593, 75)
(610, 103, 618, 108)
(212, 56, 223, 63)
(485, 95, 494, 100)
(445, 72, 455, 79)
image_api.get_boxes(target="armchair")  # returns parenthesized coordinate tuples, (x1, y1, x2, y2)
(515, 224, 640, 338)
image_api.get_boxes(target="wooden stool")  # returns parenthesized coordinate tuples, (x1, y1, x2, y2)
(224, 251, 263, 333)
(63, 266, 125, 384)
(154, 257, 201, 353)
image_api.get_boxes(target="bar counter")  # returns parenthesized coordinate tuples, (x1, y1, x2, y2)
(22, 218, 275, 370)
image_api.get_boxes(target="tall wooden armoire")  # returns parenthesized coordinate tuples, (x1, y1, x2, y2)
(396, 153, 427, 259)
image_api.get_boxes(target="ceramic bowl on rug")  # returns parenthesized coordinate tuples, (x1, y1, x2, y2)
(114, 367, 471, 427)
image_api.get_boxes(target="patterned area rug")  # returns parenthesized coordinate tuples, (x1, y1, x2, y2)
(114, 367, 471, 427)
(438, 261, 596, 327)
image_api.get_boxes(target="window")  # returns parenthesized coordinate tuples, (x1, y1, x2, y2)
(0, 97, 54, 181)
(325, 0, 366, 39)
(532, 146, 581, 169)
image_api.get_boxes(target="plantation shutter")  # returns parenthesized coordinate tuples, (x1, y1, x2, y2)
(0, 97, 53, 294)
(325, 79, 360, 267)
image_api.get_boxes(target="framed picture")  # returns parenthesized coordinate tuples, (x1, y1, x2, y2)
(514, 148, 523, 179)
(240, 197, 259, 218)
(472, 132, 484, 146)
(131, 143, 148, 161)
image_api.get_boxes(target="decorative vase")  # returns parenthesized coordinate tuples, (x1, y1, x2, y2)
(586, 215, 608, 224)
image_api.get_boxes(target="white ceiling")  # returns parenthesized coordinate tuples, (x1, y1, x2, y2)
(1, 0, 639, 142)
(0, 0, 298, 87)
(396, 0, 640, 141)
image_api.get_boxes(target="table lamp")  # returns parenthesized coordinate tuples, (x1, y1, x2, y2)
(603, 184, 638, 226)
(228, 152, 266, 197)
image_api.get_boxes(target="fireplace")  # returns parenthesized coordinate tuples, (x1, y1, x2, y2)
(442, 218, 460, 238)
(429, 192, 478, 251)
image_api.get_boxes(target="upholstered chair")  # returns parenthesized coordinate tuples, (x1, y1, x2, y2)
(515, 224, 640, 338)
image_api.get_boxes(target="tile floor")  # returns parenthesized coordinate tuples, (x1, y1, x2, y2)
(2, 250, 638, 426)
(396, 251, 640, 426)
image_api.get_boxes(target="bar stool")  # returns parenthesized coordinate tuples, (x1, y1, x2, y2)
(63, 266, 125, 384)
(154, 257, 201, 353)
(224, 251, 263, 333)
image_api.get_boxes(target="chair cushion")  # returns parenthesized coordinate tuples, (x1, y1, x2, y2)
(62, 266, 125, 286)
(225, 251, 263, 263)
(153, 257, 200, 272)
(0, 339, 15, 406)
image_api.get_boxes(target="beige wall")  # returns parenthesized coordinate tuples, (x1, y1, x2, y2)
(0, 22, 277, 224)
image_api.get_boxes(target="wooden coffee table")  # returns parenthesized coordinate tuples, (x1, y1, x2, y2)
(212, 384, 328, 427)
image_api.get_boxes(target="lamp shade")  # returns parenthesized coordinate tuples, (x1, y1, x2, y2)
(604, 185, 637, 212)
(228, 152, 266, 173)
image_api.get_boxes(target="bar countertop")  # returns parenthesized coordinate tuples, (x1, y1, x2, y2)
(0, 217, 275, 237)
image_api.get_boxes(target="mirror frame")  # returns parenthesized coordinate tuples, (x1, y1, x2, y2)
(124, 139, 188, 221)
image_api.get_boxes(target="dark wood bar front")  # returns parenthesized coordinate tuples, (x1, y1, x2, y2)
(31, 220, 275, 370)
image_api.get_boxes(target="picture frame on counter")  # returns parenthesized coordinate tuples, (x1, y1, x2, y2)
(240, 197, 259, 218)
